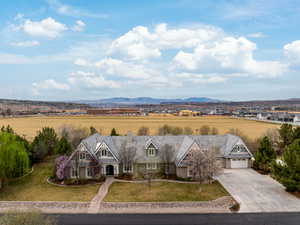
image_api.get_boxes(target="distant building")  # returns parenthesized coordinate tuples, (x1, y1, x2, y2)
(178, 110, 200, 116)
(87, 108, 141, 116)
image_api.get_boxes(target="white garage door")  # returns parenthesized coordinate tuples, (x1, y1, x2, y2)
(231, 159, 248, 168)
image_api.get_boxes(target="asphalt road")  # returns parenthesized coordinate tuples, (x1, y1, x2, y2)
(56, 213, 300, 225)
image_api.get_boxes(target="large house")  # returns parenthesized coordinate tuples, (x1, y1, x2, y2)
(62, 133, 253, 180)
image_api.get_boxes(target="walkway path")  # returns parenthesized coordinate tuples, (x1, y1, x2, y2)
(88, 177, 114, 214)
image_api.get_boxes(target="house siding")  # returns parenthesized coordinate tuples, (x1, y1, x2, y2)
(176, 167, 188, 178)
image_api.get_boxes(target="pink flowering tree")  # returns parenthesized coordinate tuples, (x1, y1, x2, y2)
(55, 155, 69, 180)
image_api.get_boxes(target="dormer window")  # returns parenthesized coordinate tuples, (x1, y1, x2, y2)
(79, 152, 86, 160)
(96, 142, 113, 158)
(101, 149, 109, 157)
(147, 143, 157, 157)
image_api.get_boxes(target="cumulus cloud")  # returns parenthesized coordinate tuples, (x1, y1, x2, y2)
(68, 71, 120, 88)
(72, 20, 86, 32)
(109, 23, 222, 60)
(172, 36, 287, 77)
(32, 79, 70, 95)
(10, 40, 40, 47)
(21, 17, 67, 38)
(284, 40, 300, 65)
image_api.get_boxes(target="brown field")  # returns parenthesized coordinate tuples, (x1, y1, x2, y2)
(0, 115, 280, 140)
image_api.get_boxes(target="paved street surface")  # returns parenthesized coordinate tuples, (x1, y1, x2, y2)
(217, 169, 300, 212)
(56, 213, 300, 225)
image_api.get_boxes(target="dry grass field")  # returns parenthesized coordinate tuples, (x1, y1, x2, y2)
(0, 115, 280, 140)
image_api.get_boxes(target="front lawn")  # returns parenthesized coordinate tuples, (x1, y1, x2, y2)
(104, 181, 229, 202)
(0, 158, 100, 202)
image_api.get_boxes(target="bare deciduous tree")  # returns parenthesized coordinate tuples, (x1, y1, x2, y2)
(119, 134, 137, 175)
(183, 127, 194, 135)
(211, 127, 219, 135)
(58, 125, 89, 150)
(137, 126, 150, 136)
(160, 144, 174, 179)
(187, 145, 222, 185)
(199, 125, 210, 135)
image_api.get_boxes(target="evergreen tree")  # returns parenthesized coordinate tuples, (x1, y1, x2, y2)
(31, 127, 58, 162)
(272, 139, 300, 192)
(279, 124, 294, 153)
(254, 136, 276, 172)
(110, 128, 119, 136)
(55, 136, 72, 155)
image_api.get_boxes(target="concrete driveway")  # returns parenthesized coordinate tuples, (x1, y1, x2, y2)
(217, 169, 300, 212)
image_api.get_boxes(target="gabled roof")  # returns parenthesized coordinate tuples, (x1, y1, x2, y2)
(76, 134, 252, 164)
(145, 137, 160, 149)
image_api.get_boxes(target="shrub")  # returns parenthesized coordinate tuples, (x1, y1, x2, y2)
(229, 202, 240, 212)
(116, 173, 133, 180)
(175, 176, 193, 182)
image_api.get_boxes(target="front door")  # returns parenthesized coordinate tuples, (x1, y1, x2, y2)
(106, 165, 114, 176)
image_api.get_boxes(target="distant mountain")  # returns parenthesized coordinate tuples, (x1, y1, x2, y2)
(74, 97, 221, 105)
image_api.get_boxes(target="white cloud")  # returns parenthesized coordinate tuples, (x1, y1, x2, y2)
(175, 73, 227, 84)
(21, 17, 67, 38)
(173, 36, 287, 77)
(284, 40, 300, 65)
(74, 58, 91, 66)
(109, 23, 222, 60)
(68, 71, 120, 88)
(94, 58, 156, 79)
(47, 0, 108, 19)
(72, 20, 86, 32)
(10, 40, 40, 47)
(247, 32, 266, 38)
(32, 79, 70, 95)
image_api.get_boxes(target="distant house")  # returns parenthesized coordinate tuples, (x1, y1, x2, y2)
(62, 134, 253, 179)
(293, 113, 300, 123)
(257, 112, 271, 120)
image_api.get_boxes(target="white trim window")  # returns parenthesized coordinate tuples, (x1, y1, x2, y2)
(147, 144, 157, 157)
(86, 167, 93, 178)
(123, 164, 133, 173)
(71, 167, 77, 178)
(79, 152, 86, 160)
(146, 162, 157, 170)
(101, 149, 109, 157)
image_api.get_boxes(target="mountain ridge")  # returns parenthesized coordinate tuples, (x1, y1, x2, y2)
(73, 97, 221, 105)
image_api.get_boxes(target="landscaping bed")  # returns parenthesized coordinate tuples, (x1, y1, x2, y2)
(104, 181, 229, 202)
(0, 159, 100, 202)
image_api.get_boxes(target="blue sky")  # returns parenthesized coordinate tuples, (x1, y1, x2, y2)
(1, 0, 300, 101)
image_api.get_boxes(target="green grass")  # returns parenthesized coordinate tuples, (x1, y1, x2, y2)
(0, 158, 100, 202)
(104, 181, 229, 202)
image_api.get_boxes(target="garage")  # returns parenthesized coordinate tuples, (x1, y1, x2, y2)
(231, 158, 248, 168)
